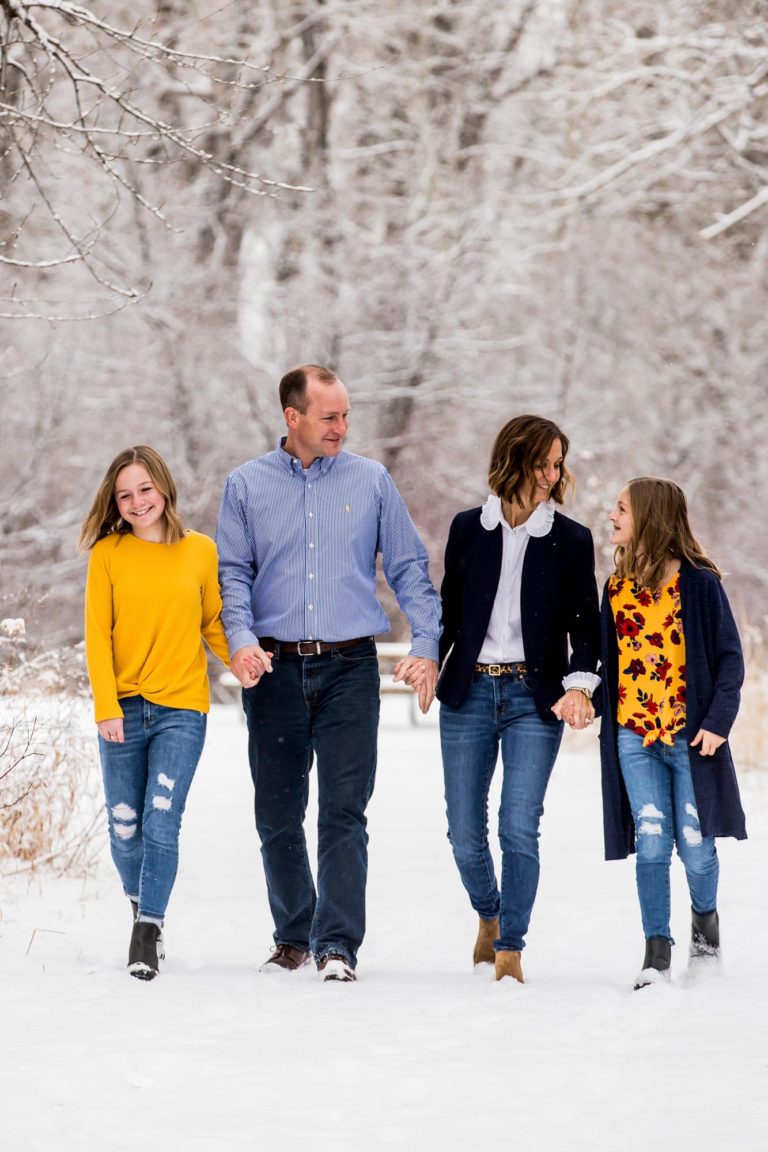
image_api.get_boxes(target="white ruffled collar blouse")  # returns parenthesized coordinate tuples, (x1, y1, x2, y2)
(479, 494, 555, 537)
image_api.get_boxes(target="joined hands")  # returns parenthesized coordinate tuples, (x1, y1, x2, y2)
(393, 656, 439, 714)
(231, 644, 274, 688)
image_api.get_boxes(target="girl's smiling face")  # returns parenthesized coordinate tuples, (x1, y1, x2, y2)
(114, 463, 167, 541)
(609, 487, 634, 548)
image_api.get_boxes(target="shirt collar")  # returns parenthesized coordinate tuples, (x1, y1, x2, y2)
(480, 493, 555, 538)
(276, 437, 339, 477)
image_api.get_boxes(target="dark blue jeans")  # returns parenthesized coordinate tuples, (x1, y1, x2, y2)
(440, 674, 563, 953)
(98, 695, 207, 921)
(242, 640, 380, 969)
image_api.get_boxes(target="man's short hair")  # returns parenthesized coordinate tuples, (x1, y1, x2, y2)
(279, 364, 339, 413)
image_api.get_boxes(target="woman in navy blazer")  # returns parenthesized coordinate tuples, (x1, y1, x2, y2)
(436, 415, 600, 982)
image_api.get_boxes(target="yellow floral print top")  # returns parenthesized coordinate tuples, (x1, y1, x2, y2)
(608, 572, 686, 747)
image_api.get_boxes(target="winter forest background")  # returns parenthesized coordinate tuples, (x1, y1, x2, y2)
(2, 0, 768, 663)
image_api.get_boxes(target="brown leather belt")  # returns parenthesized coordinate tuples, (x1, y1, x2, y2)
(474, 661, 527, 678)
(260, 637, 373, 656)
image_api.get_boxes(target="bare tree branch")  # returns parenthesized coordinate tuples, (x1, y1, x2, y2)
(0, 0, 314, 309)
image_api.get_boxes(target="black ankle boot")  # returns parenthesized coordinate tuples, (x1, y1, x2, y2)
(634, 936, 672, 990)
(128, 921, 162, 981)
(690, 908, 720, 959)
(129, 900, 165, 961)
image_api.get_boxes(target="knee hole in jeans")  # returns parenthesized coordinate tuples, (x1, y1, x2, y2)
(111, 802, 138, 840)
(151, 772, 176, 812)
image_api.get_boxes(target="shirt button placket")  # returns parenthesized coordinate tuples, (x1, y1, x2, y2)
(306, 473, 317, 640)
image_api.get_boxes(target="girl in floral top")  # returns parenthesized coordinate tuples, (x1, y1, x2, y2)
(609, 570, 686, 743)
(599, 478, 746, 990)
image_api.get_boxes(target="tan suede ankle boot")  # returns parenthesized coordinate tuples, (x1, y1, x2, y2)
(495, 949, 524, 983)
(473, 917, 499, 965)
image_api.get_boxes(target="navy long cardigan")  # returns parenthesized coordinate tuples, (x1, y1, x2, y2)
(599, 561, 747, 861)
(436, 506, 600, 720)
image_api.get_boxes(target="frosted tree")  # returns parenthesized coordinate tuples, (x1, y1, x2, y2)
(2, 0, 767, 645)
(0, 0, 309, 318)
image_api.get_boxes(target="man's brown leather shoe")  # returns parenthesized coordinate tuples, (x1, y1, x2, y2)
(260, 944, 310, 972)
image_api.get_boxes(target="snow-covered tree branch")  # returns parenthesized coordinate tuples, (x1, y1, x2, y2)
(0, 0, 312, 313)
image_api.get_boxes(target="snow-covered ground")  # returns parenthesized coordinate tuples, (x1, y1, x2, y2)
(2, 697, 767, 1151)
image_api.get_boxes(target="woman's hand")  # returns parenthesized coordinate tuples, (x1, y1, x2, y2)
(551, 689, 595, 730)
(690, 729, 725, 756)
(97, 718, 124, 743)
(393, 656, 439, 714)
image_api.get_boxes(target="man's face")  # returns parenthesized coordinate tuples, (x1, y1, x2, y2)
(284, 377, 350, 466)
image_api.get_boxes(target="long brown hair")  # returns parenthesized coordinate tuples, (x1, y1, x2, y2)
(488, 414, 573, 508)
(615, 476, 721, 589)
(78, 446, 185, 551)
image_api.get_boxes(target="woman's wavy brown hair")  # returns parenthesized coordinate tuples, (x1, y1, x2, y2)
(488, 414, 572, 508)
(614, 476, 721, 590)
(78, 446, 185, 551)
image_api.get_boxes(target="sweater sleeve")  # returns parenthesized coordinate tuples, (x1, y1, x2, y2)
(200, 541, 232, 666)
(700, 577, 744, 738)
(84, 543, 122, 722)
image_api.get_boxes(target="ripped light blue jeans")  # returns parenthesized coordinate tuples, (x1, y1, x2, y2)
(98, 695, 207, 921)
(617, 726, 719, 941)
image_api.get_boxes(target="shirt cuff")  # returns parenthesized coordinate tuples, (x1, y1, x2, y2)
(227, 629, 259, 660)
(409, 638, 440, 663)
(562, 671, 601, 694)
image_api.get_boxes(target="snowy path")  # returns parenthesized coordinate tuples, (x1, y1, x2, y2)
(2, 700, 767, 1151)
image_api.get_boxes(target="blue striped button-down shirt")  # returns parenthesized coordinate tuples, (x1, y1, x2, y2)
(216, 440, 441, 661)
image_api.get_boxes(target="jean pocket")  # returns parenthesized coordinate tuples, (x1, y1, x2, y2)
(334, 641, 377, 664)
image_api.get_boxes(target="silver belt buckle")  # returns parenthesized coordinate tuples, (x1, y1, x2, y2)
(487, 664, 502, 677)
(297, 640, 322, 656)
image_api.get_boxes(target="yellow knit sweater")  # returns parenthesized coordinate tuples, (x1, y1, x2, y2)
(85, 530, 231, 722)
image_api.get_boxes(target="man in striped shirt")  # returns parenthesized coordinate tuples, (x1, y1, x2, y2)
(216, 364, 441, 982)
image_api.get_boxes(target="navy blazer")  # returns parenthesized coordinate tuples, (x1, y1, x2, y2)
(436, 506, 601, 720)
(599, 562, 747, 860)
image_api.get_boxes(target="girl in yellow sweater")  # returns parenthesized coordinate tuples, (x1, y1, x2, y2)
(81, 446, 231, 980)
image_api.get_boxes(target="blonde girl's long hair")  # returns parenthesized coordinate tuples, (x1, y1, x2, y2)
(614, 476, 721, 590)
(78, 446, 186, 551)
